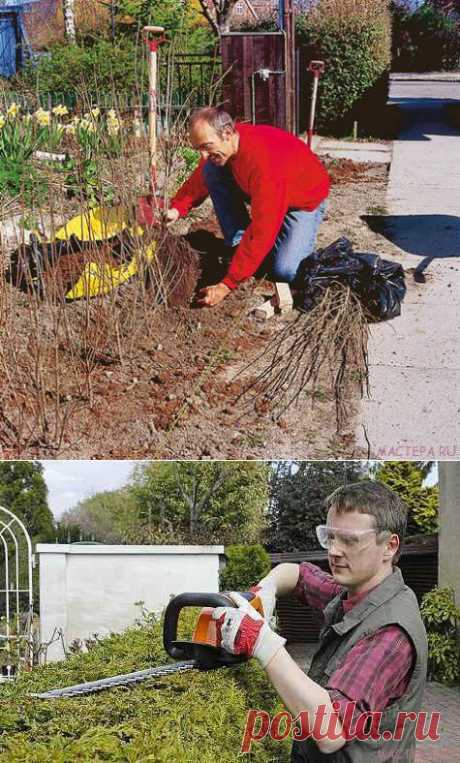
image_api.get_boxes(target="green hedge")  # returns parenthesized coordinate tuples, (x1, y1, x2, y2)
(220, 545, 272, 592)
(420, 586, 460, 686)
(15, 37, 146, 100)
(0, 608, 290, 761)
(296, 0, 392, 135)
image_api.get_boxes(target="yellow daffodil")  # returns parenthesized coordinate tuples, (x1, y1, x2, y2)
(23, 113, 32, 124)
(34, 108, 51, 126)
(107, 108, 117, 120)
(52, 104, 69, 117)
(90, 107, 100, 118)
(107, 121, 120, 136)
(7, 102, 20, 118)
(0, 115, 5, 130)
(65, 124, 76, 135)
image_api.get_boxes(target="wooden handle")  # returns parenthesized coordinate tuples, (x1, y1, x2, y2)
(143, 25, 165, 34)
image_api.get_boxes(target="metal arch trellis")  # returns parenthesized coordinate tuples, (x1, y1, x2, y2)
(0, 505, 34, 680)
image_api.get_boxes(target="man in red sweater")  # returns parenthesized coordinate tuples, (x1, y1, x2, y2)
(165, 107, 330, 307)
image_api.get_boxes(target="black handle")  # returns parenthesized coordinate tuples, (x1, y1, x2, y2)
(163, 591, 253, 661)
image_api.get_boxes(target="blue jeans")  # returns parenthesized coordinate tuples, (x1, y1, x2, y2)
(202, 160, 327, 283)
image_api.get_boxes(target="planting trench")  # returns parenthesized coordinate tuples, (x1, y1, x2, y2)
(0, 157, 396, 459)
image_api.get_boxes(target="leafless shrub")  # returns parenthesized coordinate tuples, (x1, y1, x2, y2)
(236, 284, 369, 431)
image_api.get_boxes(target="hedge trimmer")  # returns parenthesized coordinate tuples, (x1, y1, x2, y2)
(32, 592, 263, 699)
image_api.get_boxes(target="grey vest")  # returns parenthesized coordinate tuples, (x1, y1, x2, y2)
(292, 567, 428, 763)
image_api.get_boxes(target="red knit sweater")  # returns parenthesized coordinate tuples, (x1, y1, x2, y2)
(170, 123, 330, 289)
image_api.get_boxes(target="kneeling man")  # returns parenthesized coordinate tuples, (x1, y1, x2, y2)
(165, 107, 330, 307)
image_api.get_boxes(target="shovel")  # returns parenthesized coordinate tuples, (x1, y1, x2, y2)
(136, 25, 167, 227)
(61, 26, 166, 299)
(307, 60, 325, 148)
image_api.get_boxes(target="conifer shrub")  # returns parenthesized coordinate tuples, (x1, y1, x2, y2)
(0, 607, 290, 761)
(220, 545, 272, 592)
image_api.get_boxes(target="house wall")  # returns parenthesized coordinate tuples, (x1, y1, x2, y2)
(36, 544, 224, 662)
(231, 0, 278, 26)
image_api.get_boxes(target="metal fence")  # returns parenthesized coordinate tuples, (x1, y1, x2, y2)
(0, 52, 223, 121)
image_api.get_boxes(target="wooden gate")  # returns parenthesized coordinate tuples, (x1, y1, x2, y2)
(220, 32, 290, 131)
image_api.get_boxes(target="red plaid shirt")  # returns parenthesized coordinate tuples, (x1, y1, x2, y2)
(294, 563, 415, 726)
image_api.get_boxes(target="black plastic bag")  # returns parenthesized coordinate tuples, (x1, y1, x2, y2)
(297, 237, 406, 321)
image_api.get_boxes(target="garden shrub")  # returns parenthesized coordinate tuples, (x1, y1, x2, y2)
(220, 544, 272, 591)
(0, 607, 290, 761)
(391, 1, 460, 72)
(296, 0, 392, 135)
(420, 586, 460, 685)
(17, 36, 147, 101)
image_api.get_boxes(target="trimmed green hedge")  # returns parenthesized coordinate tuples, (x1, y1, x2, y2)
(220, 545, 272, 592)
(296, 1, 392, 135)
(0, 608, 290, 761)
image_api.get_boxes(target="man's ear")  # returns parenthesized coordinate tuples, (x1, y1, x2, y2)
(383, 533, 400, 562)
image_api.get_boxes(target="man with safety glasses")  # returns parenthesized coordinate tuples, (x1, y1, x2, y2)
(212, 480, 428, 761)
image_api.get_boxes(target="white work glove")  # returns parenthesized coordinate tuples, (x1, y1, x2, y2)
(212, 592, 286, 669)
(249, 578, 277, 625)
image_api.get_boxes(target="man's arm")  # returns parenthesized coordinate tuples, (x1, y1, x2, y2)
(169, 157, 209, 218)
(257, 563, 300, 597)
(222, 174, 289, 290)
(266, 648, 347, 754)
(213, 592, 347, 755)
(255, 561, 343, 609)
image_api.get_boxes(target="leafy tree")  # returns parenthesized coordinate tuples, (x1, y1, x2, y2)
(0, 462, 54, 542)
(59, 488, 140, 543)
(115, 0, 214, 48)
(374, 461, 438, 535)
(267, 461, 368, 552)
(129, 461, 269, 544)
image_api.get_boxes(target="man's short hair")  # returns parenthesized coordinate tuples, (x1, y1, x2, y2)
(324, 480, 408, 563)
(190, 107, 235, 138)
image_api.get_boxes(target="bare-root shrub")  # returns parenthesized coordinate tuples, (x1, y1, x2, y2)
(236, 284, 369, 431)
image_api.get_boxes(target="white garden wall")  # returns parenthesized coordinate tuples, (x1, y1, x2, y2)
(36, 544, 224, 662)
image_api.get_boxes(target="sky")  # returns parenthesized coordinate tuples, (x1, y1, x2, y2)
(41, 460, 139, 519)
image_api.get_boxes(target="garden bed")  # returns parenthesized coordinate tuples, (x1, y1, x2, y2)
(0, 111, 391, 458)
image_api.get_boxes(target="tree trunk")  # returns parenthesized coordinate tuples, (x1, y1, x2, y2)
(63, 0, 76, 44)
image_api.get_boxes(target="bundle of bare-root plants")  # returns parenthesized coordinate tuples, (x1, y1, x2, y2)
(235, 283, 370, 433)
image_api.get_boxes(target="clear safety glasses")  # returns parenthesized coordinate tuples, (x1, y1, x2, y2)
(315, 525, 387, 551)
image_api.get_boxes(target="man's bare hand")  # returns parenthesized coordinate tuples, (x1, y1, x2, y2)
(165, 207, 180, 225)
(197, 282, 231, 307)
